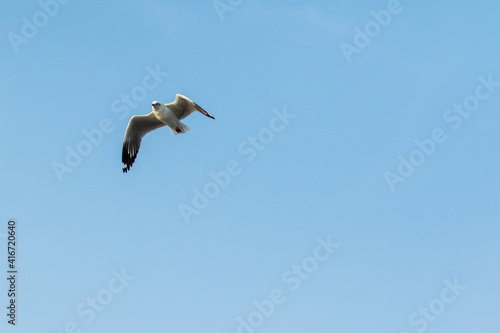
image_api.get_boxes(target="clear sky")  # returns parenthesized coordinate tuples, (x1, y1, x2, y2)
(1, 0, 499, 332)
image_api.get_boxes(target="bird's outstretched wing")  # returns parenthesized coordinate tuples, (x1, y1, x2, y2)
(170, 94, 215, 120)
(122, 112, 166, 173)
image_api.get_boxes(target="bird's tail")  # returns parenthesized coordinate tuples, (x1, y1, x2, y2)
(171, 122, 191, 135)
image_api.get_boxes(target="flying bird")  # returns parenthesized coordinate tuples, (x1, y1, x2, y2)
(122, 94, 215, 173)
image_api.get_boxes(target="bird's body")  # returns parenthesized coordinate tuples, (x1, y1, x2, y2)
(122, 94, 215, 173)
(153, 102, 190, 135)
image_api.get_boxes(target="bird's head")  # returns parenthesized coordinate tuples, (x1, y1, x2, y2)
(151, 101, 162, 110)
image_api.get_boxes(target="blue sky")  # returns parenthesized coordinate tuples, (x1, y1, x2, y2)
(1, 0, 499, 332)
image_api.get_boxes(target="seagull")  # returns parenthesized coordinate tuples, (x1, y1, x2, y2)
(122, 94, 215, 173)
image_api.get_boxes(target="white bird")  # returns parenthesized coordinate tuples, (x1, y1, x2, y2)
(122, 94, 215, 173)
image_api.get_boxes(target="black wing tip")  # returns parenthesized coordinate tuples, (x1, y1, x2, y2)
(194, 102, 215, 119)
(122, 143, 136, 173)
